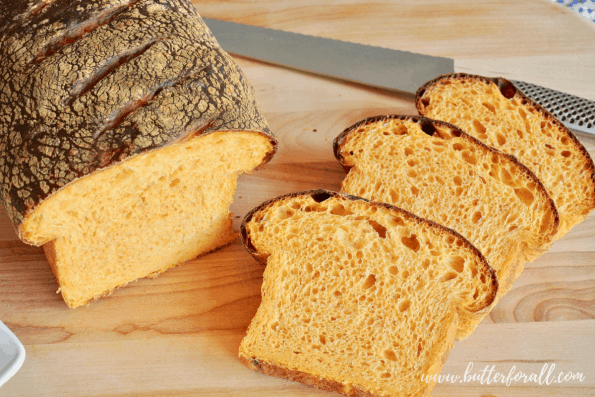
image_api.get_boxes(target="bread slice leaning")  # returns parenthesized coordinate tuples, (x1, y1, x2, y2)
(334, 116, 559, 339)
(416, 73, 595, 237)
(1, 0, 277, 307)
(239, 190, 497, 397)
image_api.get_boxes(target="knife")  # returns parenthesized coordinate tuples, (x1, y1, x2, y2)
(203, 18, 595, 138)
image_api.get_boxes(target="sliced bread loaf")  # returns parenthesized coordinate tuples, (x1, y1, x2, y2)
(416, 73, 595, 237)
(334, 116, 559, 338)
(239, 190, 497, 397)
(0, 0, 276, 307)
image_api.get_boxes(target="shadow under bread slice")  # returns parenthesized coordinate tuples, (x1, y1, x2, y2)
(416, 73, 595, 237)
(239, 190, 497, 397)
(334, 116, 559, 339)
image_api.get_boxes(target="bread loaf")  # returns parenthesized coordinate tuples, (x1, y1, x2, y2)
(416, 73, 595, 237)
(239, 190, 497, 397)
(334, 116, 559, 338)
(0, 0, 276, 307)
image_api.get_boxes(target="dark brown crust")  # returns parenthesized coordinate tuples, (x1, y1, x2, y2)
(240, 189, 499, 313)
(239, 355, 432, 397)
(414, 72, 595, 216)
(332, 114, 560, 244)
(0, 0, 277, 238)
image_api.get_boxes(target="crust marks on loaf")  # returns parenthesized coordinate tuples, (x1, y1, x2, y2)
(29, 0, 143, 66)
(21, 0, 52, 22)
(93, 64, 211, 140)
(66, 37, 163, 107)
(0, 0, 275, 232)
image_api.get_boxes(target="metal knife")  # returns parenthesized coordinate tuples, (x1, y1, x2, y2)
(203, 18, 595, 137)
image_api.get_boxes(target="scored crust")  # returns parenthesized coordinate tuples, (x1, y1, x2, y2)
(0, 0, 277, 238)
(415, 73, 595, 237)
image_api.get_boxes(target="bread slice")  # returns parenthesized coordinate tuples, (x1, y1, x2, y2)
(0, 0, 276, 307)
(334, 116, 559, 338)
(239, 190, 497, 397)
(416, 73, 595, 237)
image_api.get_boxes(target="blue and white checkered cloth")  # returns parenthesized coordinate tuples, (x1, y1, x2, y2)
(551, 0, 595, 22)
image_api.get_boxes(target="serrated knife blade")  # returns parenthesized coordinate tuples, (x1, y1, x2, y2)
(203, 18, 595, 138)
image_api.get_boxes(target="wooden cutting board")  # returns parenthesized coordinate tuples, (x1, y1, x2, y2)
(1, 1, 594, 396)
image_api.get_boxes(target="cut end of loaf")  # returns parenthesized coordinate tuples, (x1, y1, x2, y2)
(239, 190, 496, 397)
(21, 130, 275, 308)
(415, 73, 595, 237)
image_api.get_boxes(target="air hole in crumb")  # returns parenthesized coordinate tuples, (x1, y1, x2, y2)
(482, 102, 496, 113)
(389, 189, 398, 203)
(539, 211, 555, 235)
(496, 133, 506, 146)
(561, 150, 571, 158)
(472, 211, 482, 224)
(311, 191, 332, 203)
(320, 335, 326, 345)
(452, 142, 464, 151)
(472, 119, 487, 137)
(331, 204, 354, 216)
(448, 256, 465, 273)
(393, 125, 409, 135)
(271, 321, 279, 331)
(169, 178, 180, 188)
(410, 186, 419, 196)
(453, 176, 462, 186)
(500, 168, 515, 187)
(514, 187, 534, 206)
(388, 216, 404, 227)
(404, 147, 414, 156)
(362, 274, 376, 290)
(420, 121, 437, 136)
(388, 266, 399, 275)
(398, 299, 411, 312)
(384, 349, 398, 361)
(368, 220, 387, 238)
(461, 150, 478, 165)
(497, 79, 517, 99)
(277, 206, 294, 220)
(401, 234, 420, 252)
(421, 97, 430, 107)
(440, 271, 457, 282)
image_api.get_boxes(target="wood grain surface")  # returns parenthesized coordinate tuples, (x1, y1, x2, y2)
(1, 1, 594, 396)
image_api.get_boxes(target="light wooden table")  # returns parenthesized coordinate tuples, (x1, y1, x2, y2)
(1, 1, 594, 396)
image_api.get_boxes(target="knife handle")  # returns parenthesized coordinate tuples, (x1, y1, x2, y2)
(512, 80, 595, 138)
